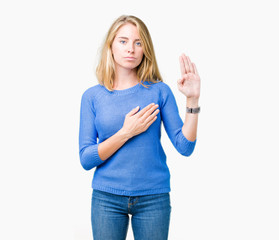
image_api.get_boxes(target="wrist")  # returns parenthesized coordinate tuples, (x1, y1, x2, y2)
(118, 128, 132, 141)
(186, 98, 199, 108)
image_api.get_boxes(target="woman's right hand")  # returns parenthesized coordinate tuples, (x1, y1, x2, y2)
(121, 103, 160, 138)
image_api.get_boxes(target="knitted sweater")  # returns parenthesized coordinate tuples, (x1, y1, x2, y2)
(79, 80, 197, 196)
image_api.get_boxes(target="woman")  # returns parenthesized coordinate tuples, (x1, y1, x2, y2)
(79, 15, 201, 240)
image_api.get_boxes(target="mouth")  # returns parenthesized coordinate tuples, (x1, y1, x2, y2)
(125, 57, 136, 60)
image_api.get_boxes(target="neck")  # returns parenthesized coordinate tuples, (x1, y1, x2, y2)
(113, 66, 139, 88)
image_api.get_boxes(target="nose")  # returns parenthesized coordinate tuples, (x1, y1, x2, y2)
(127, 43, 135, 53)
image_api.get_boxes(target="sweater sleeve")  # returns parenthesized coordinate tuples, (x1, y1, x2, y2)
(160, 83, 197, 156)
(79, 91, 104, 170)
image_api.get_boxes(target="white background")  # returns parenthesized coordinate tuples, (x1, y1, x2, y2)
(1, 0, 278, 239)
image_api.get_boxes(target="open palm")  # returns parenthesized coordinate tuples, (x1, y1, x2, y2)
(177, 53, 201, 99)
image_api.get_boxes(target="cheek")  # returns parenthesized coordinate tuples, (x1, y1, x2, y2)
(138, 51, 144, 59)
(111, 42, 120, 54)
(136, 54, 144, 65)
(112, 46, 121, 59)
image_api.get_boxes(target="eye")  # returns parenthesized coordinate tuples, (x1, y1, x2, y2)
(136, 42, 141, 46)
(120, 40, 126, 44)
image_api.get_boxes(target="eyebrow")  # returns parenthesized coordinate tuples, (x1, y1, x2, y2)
(118, 37, 141, 41)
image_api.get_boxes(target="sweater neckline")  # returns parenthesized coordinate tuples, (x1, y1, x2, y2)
(104, 82, 141, 96)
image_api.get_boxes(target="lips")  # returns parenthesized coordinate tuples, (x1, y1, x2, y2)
(125, 57, 136, 60)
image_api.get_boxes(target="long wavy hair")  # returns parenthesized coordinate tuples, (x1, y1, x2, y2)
(95, 15, 163, 91)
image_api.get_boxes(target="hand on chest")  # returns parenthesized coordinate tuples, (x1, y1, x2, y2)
(94, 97, 160, 139)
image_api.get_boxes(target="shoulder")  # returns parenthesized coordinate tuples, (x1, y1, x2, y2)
(81, 84, 103, 101)
(153, 81, 172, 91)
(144, 80, 172, 93)
(150, 81, 174, 100)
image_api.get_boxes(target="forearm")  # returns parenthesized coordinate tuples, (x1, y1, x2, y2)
(98, 129, 131, 161)
(182, 98, 199, 142)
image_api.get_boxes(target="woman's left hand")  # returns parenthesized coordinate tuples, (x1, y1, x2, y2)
(177, 53, 201, 99)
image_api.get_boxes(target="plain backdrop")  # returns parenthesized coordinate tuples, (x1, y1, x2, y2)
(0, 0, 278, 239)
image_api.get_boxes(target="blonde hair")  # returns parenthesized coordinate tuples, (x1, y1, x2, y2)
(95, 15, 163, 91)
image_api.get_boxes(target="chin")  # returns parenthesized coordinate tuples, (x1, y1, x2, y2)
(121, 63, 140, 69)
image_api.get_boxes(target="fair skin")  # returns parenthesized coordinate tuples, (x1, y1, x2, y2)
(97, 23, 200, 161)
(111, 23, 143, 90)
(178, 53, 201, 141)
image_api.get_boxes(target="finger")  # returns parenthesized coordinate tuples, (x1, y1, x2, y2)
(177, 78, 183, 86)
(193, 62, 199, 75)
(145, 110, 159, 125)
(147, 105, 159, 116)
(179, 55, 186, 76)
(151, 108, 160, 116)
(146, 115, 157, 129)
(186, 55, 194, 73)
(137, 103, 156, 117)
(127, 106, 139, 116)
(182, 53, 190, 73)
(143, 105, 159, 120)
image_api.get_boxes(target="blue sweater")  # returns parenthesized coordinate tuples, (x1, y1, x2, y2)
(79, 80, 197, 196)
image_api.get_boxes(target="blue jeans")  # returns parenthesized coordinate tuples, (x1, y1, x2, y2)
(91, 189, 172, 240)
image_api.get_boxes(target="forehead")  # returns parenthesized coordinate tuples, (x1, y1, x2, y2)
(115, 23, 140, 38)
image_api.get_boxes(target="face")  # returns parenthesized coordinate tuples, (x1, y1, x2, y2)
(111, 23, 144, 71)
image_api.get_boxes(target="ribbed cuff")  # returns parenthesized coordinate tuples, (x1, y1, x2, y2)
(80, 143, 105, 170)
(92, 143, 105, 166)
(177, 131, 197, 156)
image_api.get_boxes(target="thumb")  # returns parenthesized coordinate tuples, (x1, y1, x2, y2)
(177, 78, 183, 85)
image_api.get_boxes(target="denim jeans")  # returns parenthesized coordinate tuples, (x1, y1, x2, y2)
(91, 189, 172, 240)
